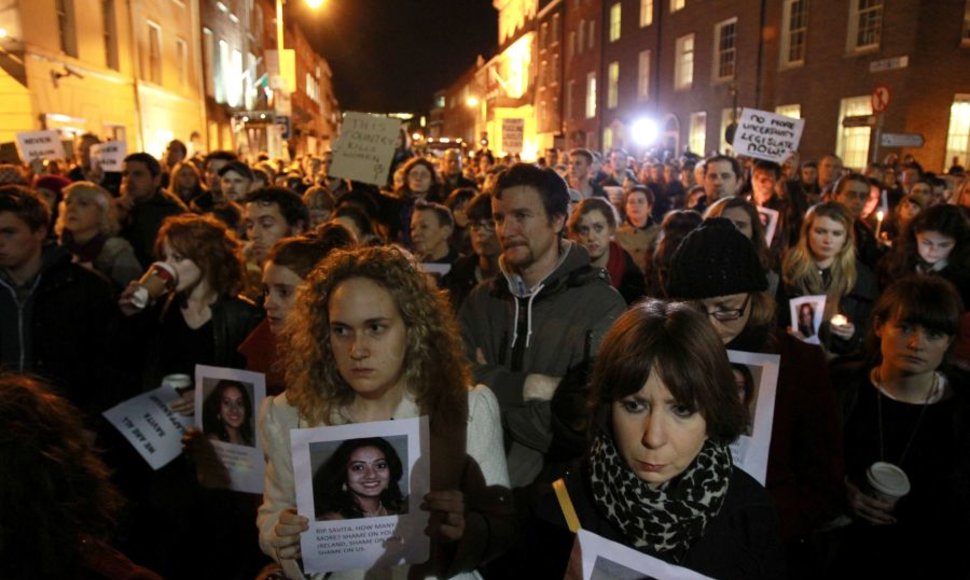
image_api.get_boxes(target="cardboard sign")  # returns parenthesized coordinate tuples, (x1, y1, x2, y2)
(102, 384, 194, 470)
(501, 118, 524, 154)
(292, 417, 430, 574)
(731, 108, 805, 163)
(330, 112, 401, 186)
(15, 130, 67, 163)
(90, 140, 127, 172)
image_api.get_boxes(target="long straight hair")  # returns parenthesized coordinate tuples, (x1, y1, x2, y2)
(783, 202, 857, 297)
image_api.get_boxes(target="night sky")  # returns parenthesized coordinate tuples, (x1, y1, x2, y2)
(299, 0, 498, 114)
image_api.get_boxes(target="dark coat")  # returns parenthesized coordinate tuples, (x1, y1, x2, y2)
(120, 189, 187, 268)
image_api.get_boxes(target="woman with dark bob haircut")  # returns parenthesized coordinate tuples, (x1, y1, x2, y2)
(830, 275, 970, 577)
(313, 437, 406, 520)
(498, 300, 785, 579)
(0, 373, 161, 579)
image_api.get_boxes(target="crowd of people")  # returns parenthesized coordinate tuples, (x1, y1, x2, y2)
(0, 133, 968, 579)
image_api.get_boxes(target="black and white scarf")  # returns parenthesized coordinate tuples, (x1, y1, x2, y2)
(587, 431, 732, 563)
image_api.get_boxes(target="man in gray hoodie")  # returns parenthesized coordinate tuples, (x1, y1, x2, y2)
(459, 164, 626, 487)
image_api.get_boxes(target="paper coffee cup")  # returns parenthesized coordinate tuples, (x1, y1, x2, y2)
(866, 461, 911, 506)
(162, 373, 193, 396)
(131, 262, 178, 309)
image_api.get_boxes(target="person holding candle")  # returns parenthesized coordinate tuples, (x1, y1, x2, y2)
(829, 275, 970, 577)
(877, 193, 924, 246)
(781, 202, 879, 357)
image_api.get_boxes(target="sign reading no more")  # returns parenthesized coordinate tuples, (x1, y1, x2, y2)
(730, 108, 805, 163)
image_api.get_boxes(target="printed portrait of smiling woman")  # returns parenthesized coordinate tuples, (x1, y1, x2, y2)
(313, 437, 407, 521)
(202, 379, 255, 447)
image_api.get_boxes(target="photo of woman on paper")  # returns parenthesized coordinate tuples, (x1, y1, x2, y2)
(797, 302, 817, 338)
(202, 379, 255, 447)
(313, 436, 407, 521)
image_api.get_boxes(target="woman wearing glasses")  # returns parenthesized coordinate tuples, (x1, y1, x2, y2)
(667, 218, 844, 577)
(443, 192, 502, 310)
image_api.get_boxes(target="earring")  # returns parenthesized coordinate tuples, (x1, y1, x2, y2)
(342, 482, 348, 492)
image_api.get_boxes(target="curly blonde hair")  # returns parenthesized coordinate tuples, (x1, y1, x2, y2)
(55, 181, 119, 238)
(782, 201, 857, 297)
(283, 246, 469, 427)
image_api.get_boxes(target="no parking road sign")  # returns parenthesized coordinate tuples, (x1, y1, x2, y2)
(871, 86, 891, 114)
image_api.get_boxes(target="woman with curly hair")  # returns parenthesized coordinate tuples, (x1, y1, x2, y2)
(56, 180, 142, 289)
(259, 245, 512, 579)
(313, 437, 406, 520)
(384, 157, 446, 245)
(781, 202, 879, 356)
(0, 373, 161, 579)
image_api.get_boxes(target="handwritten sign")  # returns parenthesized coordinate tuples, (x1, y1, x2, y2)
(501, 118, 524, 154)
(102, 384, 194, 470)
(731, 108, 805, 163)
(330, 112, 401, 186)
(15, 130, 67, 163)
(90, 140, 127, 172)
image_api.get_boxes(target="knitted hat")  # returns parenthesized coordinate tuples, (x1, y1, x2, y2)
(667, 217, 768, 299)
(34, 174, 72, 196)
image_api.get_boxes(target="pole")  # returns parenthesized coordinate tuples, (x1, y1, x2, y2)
(871, 113, 883, 165)
(277, 0, 285, 56)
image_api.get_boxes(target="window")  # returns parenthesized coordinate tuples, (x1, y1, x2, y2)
(102, 0, 118, 70)
(607, 61, 619, 109)
(781, 0, 808, 67)
(215, 39, 228, 103)
(945, 95, 970, 170)
(552, 53, 560, 84)
(720, 108, 735, 154)
(585, 72, 597, 119)
(603, 127, 614, 151)
(55, 0, 78, 57)
(674, 34, 694, 90)
(145, 22, 162, 84)
(775, 104, 801, 119)
(539, 60, 547, 86)
(714, 18, 737, 81)
(671, 0, 685, 12)
(848, 0, 882, 53)
(609, 4, 622, 42)
(566, 79, 576, 119)
(552, 14, 561, 43)
(837, 96, 873, 170)
(689, 112, 707, 156)
(540, 23, 549, 48)
(578, 20, 585, 55)
(640, 0, 653, 27)
(588, 19, 595, 50)
(569, 31, 576, 58)
(203, 28, 214, 97)
(963, 1, 970, 46)
(175, 38, 188, 90)
(637, 50, 651, 100)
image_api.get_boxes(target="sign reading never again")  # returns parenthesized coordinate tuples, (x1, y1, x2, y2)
(329, 112, 402, 187)
(730, 108, 805, 163)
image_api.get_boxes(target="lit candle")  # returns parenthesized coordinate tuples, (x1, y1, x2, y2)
(831, 314, 848, 327)
(875, 210, 885, 238)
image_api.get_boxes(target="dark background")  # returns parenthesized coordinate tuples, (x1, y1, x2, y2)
(299, 0, 498, 114)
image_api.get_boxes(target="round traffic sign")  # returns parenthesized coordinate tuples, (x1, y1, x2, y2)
(871, 85, 891, 113)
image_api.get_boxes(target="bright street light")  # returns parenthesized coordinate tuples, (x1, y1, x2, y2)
(466, 96, 479, 108)
(305, 0, 325, 8)
(631, 118, 659, 147)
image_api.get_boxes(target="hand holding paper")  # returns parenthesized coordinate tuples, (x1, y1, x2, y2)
(272, 508, 310, 560)
(422, 490, 465, 542)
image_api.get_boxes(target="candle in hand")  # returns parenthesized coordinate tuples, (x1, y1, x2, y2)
(831, 314, 848, 327)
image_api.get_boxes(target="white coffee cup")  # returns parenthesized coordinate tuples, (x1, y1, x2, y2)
(865, 461, 911, 507)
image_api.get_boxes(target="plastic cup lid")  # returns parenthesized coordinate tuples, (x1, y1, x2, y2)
(868, 461, 911, 496)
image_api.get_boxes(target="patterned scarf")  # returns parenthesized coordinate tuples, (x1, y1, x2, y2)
(587, 431, 732, 563)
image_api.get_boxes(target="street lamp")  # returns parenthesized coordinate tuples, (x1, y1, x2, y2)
(465, 96, 479, 108)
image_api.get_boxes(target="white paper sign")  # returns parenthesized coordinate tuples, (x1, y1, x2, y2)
(502, 118, 524, 154)
(102, 384, 194, 470)
(330, 112, 401, 186)
(757, 206, 780, 247)
(731, 108, 805, 163)
(193, 365, 266, 494)
(292, 417, 430, 575)
(15, 130, 67, 163)
(90, 140, 127, 172)
(727, 350, 780, 485)
(573, 529, 712, 580)
(789, 294, 827, 345)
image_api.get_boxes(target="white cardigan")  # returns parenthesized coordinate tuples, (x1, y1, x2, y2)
(257, 385, 510, 580)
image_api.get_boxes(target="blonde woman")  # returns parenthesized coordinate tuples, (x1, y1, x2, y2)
(56, 181, 141, 288)
(781, 202, 878, 355)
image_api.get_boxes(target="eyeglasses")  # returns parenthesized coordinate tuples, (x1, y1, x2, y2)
(705, 295, 751, 322)
(469, 220, 496, 232)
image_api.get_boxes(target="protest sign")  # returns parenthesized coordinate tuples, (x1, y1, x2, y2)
(103, 383, 194, 470)
(501, 118, 524, 154)
(292, 417, 430, 574)
(731, 108, 805, 163)
(330, 112, 401, 186)
(571, 529, 713, 579)
(15, 130, 67, 163)
(90, 140, 127, 172)
(193, 365, 266, 494)
(727, 350, 781, 484)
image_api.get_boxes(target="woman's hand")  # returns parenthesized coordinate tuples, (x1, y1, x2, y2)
(169, 389, 195, 416)
(422, 490, 465, 542)
(118, 281, 143, 317)
(829, 321, 856, 341)
(271, 508, 309, 560)
(846, 478, 895, 525)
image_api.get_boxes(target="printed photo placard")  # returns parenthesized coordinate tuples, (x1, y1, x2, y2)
(727, 350, 781, 485)
(571, 529, 713, 580)
(789, 294, 827, 345)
